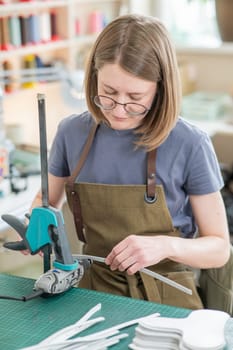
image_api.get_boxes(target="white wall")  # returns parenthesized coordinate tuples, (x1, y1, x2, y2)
(128, 0, 152, 14)
(177, 48, 233, 94)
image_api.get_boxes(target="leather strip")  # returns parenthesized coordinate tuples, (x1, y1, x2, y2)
(68, 122, 99, 183)
(66, 122, 99, 242)
(66, 183, 86, 243)
(146, 149, 157, 200)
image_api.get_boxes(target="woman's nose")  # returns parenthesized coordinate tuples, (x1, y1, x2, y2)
(113, 101, 127, 114)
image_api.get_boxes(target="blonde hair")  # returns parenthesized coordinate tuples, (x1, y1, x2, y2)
(85, 14, 182, 151)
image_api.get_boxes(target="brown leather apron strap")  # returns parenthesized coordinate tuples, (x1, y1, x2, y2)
(66, 183, 86, 242)
(145, 149, 157, 203)
(68, 122, 99, 183)
(65, 122, 99, 243)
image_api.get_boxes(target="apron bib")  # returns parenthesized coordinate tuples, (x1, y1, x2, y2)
(65, 123, 203, 309)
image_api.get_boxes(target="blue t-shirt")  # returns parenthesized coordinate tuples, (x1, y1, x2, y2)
(48, 111, 223, 237)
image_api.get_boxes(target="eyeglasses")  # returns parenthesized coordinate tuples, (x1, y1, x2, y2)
(93, 95, 150, 116)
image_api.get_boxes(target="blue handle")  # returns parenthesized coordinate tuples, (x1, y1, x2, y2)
(26, 207, 58, 253)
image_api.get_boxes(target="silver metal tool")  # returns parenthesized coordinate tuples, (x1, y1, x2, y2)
(34, 260, 91, 295)
(74, 254, 192, 295)
(38, 93, 49, 209)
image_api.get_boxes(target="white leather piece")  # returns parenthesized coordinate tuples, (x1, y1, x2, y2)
(182, 309, 230, 349)
(130, 309, 230, 350)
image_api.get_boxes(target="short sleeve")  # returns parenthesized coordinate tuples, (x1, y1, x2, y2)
(184, 133, 224, 195)
(48, 120, 70, 177)
(48, 112, 94, 178)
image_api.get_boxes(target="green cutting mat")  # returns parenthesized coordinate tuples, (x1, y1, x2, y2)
(0, 274, 232, 349)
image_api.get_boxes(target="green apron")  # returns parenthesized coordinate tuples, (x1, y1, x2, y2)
(199, 245, 233, 315)
(65, 123, 203, 310)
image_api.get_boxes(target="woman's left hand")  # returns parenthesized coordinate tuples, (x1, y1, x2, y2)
(105, 234, 169, 275)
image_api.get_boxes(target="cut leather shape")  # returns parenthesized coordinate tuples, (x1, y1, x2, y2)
(129, 309, 230, 349)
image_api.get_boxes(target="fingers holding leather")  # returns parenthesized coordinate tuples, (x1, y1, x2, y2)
(117, 255, 138, 272)
(105, 239, 129, 266)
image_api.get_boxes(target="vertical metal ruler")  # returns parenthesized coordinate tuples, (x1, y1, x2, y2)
(37, 93, 51, 272)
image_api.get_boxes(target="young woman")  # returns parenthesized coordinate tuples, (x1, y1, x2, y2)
(33, 14, 230, 309)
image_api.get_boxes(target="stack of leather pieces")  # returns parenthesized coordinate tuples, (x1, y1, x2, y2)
(129, 309, 230, 350)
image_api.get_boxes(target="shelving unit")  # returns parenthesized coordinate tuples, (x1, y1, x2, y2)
(0, 0, 129, 91)
(0, 0, 130, 148)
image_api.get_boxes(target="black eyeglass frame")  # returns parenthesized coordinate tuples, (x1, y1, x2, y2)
(93, 95, 151, 117)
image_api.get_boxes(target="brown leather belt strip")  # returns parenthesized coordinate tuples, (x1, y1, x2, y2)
(68, 122, 99, 183)
(145, 149, 157, 203)
(66, 122, 99, 242)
